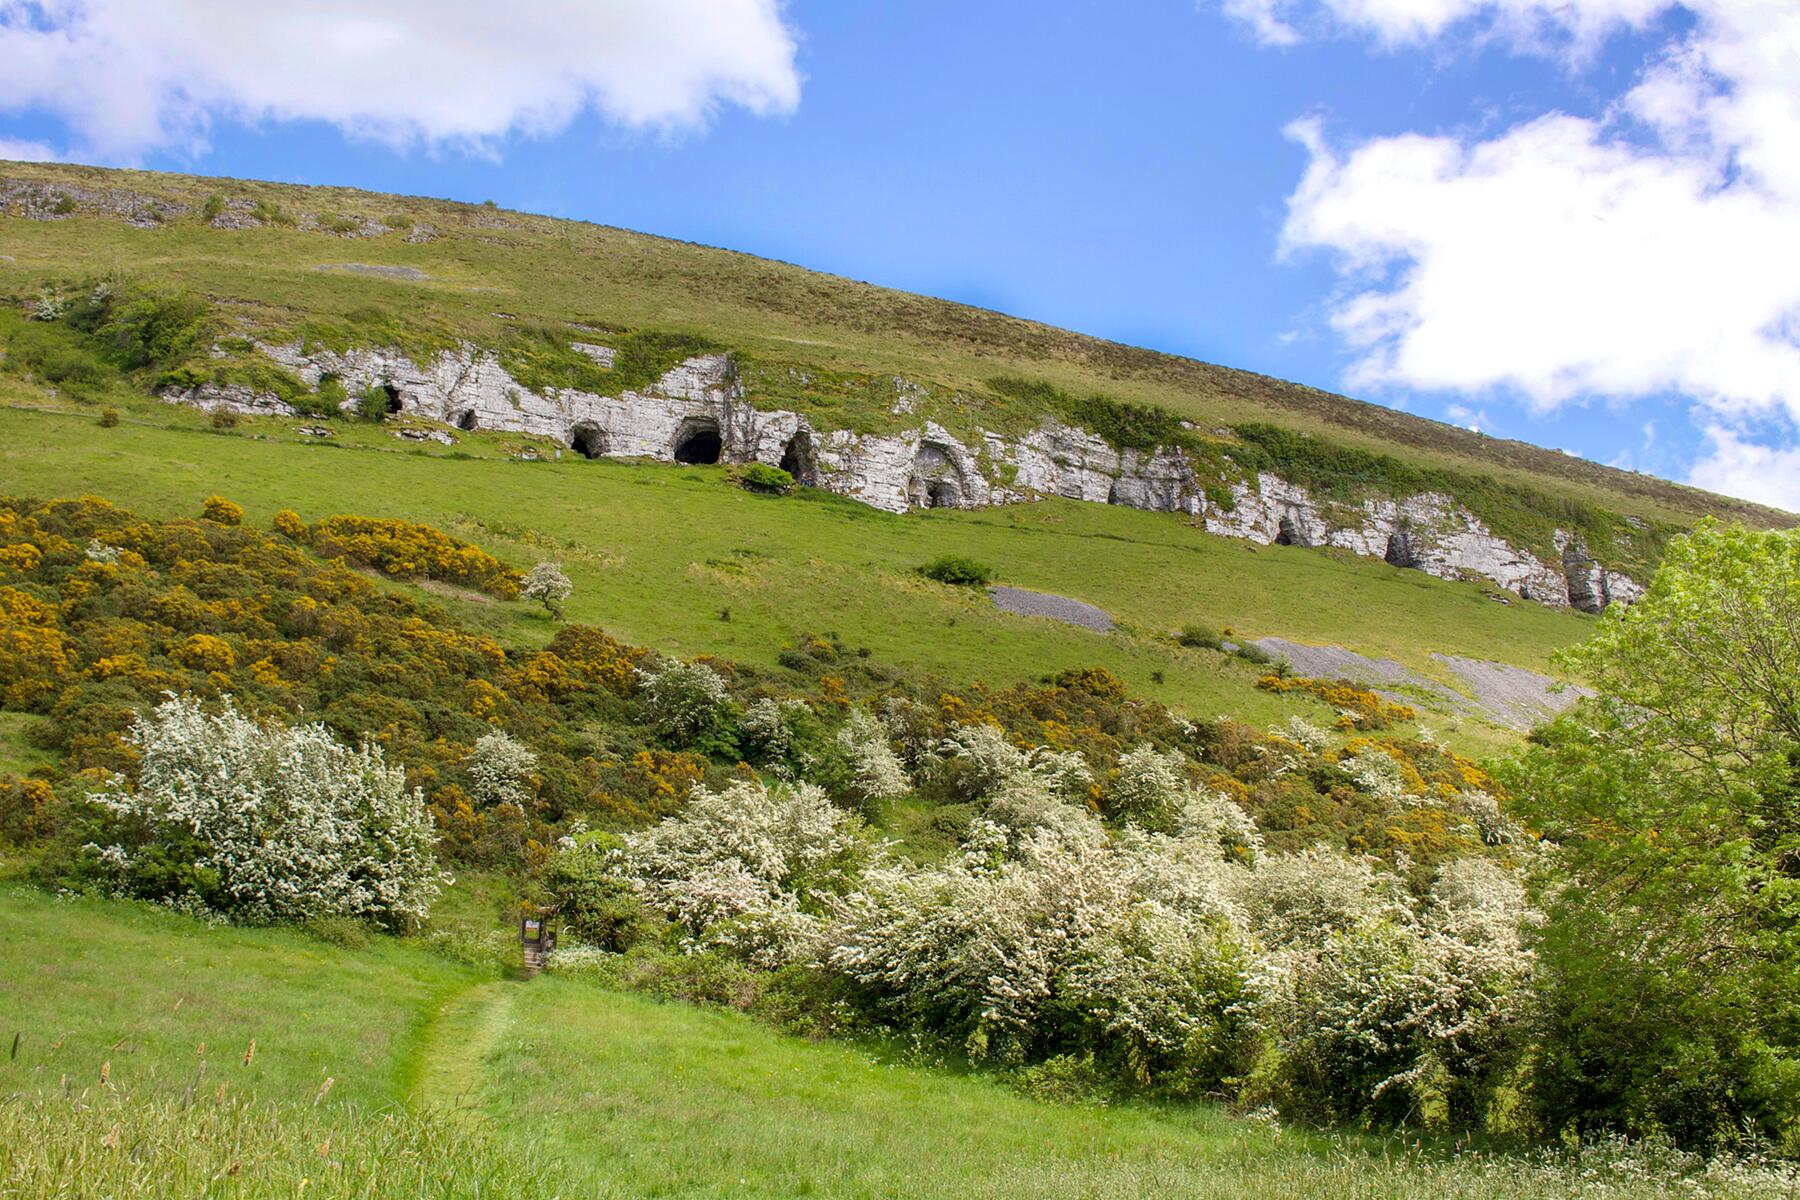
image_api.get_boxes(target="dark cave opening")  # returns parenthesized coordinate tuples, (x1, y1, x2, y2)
(779, 432, 816, 485)
(674, 423, 722, 465)
(570, 424, 608, 459)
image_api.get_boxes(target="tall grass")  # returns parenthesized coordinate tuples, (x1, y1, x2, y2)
(0, 1086, 564, 1198)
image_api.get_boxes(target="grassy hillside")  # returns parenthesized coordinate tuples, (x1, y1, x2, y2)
(0, 885, 1781, 1198)
(0, 158, 1788, 546)
(0, 399, 1595, 752)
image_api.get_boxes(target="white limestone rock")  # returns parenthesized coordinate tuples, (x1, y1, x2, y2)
(160, 339, 1645, 608)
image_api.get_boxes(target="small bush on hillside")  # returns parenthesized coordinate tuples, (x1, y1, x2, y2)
(737, 697, 809, 762)
(314, 374, 349, 414)
(621, 778, 876, 967)
(271, 508, 305, 540)
(200, 495, 243, 525)
(250, 197, 291, 226)
(737, 463, 796, 494)
(1053, 666, 1126, 701)
(918, 555, 994, 587)
(1178, 623, 1224, 650)
(210, 408, 239, 429)
(836, 708, 910, 805)
(97, 407, 120, 428)
(0, 776, 58, 846)
(1258, 676, 1415, 730)
(65, 282, 210, 372)
(65, 695, 442, 928)
(200, 193, 225, 222)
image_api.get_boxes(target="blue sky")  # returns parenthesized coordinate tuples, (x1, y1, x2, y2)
(2, 1, 1796, 508)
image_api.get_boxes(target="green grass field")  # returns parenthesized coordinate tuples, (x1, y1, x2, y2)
(0, 397, 1596, 751)
(0, 884, 1781, 1198)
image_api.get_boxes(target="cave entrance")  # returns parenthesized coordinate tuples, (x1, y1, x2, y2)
(570, 423, 608, 459)
(908, 443, 966, 509)
(673, 421, 722, 465)
(379, 382, 402, 414)
(779, 431, 817, 486)
(1384, 531, 1416, 568)
(455, 410, 478, 431)
(1274, 516, 1301, 546)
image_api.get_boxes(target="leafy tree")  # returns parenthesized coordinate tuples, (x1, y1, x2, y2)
(522, 560, 574, 619)
(1507, 521, 1800, 1150)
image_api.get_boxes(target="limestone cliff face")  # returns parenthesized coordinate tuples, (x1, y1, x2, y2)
(161, 342, 1643, 611)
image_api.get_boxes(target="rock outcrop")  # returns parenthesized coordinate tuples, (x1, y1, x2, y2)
(162, 341, 1644, 610)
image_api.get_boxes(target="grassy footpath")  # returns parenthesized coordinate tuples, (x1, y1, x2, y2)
(0, 886, 482, 1105)
(0, 401, 1592, 749)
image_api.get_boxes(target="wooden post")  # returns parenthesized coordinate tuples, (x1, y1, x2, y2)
(519, 906, 555, 976)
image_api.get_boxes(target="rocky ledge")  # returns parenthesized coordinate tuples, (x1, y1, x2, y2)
(161, 342, 1643, 611)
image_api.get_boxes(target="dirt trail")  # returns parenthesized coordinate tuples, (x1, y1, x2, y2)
(409, 979, 519, 1121)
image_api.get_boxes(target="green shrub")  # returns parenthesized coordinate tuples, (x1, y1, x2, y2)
(737, 463, 795, 494)
(251, 198, 292, 226)
(71, 284, 210, 372)
(918, 555, 995, 587)
(303, 373, 349, 417)
(200, 193, 224, 222)
(272, 508, 306, 540)
(97, 407, 120, 428)
(542, 839, 658, 951)
(1178, 624, 1224, 650)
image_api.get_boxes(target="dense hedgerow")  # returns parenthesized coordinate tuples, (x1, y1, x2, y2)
(561, 719, 1535, 1125)
(0, 495, 1517, 884)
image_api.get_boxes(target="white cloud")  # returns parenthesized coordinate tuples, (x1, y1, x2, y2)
(0, 136, 60, 162)
(1228, 0, 1674, 52)
(0, 1, 802, 159)
(1687, 424, 1800, 512)
(1249, 1, 1800, 430)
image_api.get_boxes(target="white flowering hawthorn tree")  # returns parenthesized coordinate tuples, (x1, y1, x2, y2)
(521, 560, 574, 618)
(86, 695, 441, 928)
(467, 729, 537, 809)
(618, 778, 877, 967)
(638, 660, 734, 746)
(835, 709, 911, 804)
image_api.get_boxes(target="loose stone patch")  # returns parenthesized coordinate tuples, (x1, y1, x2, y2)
(315, 263, 428, 280)
(1430, 654, 1589, 730)
(988, 586, 1115, 632)
(1248, 636, 1585, 730)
